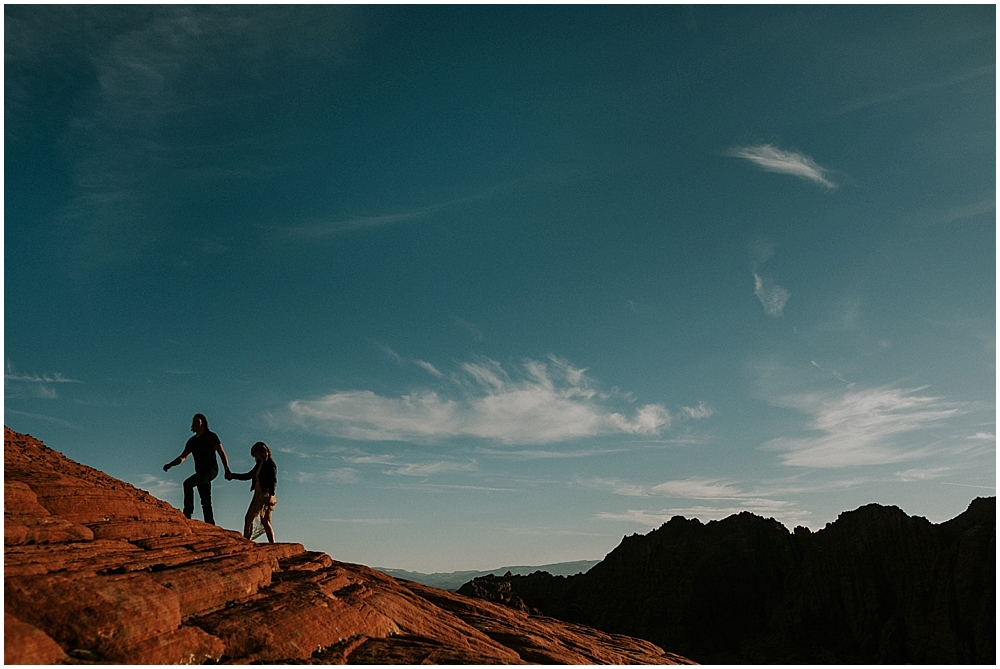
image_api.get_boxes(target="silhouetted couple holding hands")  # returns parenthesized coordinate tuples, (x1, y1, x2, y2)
(163, 413, 277, 543)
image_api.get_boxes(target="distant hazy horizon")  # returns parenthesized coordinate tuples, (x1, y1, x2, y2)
(5, 5, 994, 573)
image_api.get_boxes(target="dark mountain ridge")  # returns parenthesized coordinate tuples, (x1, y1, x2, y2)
(460, 499, 995, 664)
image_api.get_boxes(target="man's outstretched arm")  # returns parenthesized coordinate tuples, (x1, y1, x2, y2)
(163, 449, 190, 472)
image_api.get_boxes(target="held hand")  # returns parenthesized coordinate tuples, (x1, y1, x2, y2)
(163, 464, 171, 472)
(224, 470, 232, 480)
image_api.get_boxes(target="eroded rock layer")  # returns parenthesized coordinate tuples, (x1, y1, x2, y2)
(4, 428, 693, 665)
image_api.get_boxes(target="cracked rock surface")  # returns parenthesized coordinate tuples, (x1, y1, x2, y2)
(4, 427, 693, 665)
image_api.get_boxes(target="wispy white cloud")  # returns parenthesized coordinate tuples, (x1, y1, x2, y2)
(276, 445, 336, 459)
(2, 409, 82, 428)
(582, 477, 651, 497)
(754, 272, 791, 317)
(894, 466, 955, 482)
(344, 453, 397, 465)
(927, 197, 995, 226)
(681, 402, 715, 419)
(278, 209, 435, 239)
(136, 474, 180, 501)
(383, 460, 477, 477)
(810, 360, 853, 387)
(4, 363, 82, 399)
(376, 343, 403, 363)
(459, 358, 512, 392)
(382, 482, 520, 493)
(414, 360, 445, 378)
(4, 371, 81, 384)
(277, 184, 512, 240)
(951, 430, 996, 458)
(749, 243, 789, 318)
(762, 386, 966, 468)
(286, 356, 672, 445)
(597, 500, 811, 529)
(375, 343, 450, 379)
(651, 477, 744, 499)
(582, 475, 803, 528)
(940, 482, 997, 491)
(297, 468, 359, 484)
(5, 385, 60, 400)
(479, 446, 629, 460)
(506, 526, 612, 538)
(729, 144, 837, 189)
(321, 517, 402, 524)
(832, 64, 995, 116)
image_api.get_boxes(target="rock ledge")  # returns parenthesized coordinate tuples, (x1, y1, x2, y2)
(4, 427, 692, 665)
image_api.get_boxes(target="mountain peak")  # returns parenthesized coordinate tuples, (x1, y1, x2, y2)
(460, 491, 995, 664)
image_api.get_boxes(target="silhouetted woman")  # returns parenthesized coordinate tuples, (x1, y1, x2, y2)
(227, 441, 277, 542)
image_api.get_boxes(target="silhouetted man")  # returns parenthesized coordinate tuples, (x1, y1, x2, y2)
(163, 413, 231, 524)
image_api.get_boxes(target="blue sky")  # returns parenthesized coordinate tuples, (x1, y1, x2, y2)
(4, 5, 995, 572)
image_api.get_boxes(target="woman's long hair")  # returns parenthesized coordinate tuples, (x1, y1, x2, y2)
(250, 441, 272, 461)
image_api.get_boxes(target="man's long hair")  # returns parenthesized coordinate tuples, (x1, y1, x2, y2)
(193, 413, 209, 430)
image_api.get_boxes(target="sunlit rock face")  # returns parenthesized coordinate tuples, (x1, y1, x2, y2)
(4, 427, 693, 665)
(461, 498, 995, 664)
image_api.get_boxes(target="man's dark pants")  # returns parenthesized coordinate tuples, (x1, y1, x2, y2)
(183, 467, 219, 524)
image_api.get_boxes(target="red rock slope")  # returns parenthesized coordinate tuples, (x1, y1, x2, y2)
(4, 428, 693, 665)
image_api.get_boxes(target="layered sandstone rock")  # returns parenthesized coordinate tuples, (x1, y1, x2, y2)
(460, 499, 995, 664)
(3, 428, 692, 664)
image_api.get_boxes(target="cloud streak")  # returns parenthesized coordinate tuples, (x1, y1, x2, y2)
(587, 475, 793, 506)
(136, 474, 180, 501)
(832, 64, 994, 116)
(597, 500, 811, 529)
(681, 402, 715, 419)
(4, 363, 82, 399)
(4, 372, 81, 384)
(754, 272, 791, 317)
(278, 209, 436, 239)
(479, 446, 629, 460)
(383, 461, 477, 477)
(762, 386, 966, 468)
(277, 183, 513, 240)
(375, 343, 458, 379)
(749, 241, 789, 317)
(651, 478, 744, 499)
(414, 360, 445, 378)
(297, 468, 360, 484)
(286, 356, 672, 445)
(729, 144, 837, 189)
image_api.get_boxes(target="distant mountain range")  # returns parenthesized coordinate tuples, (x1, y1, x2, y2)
(376, 559, 600, 591)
